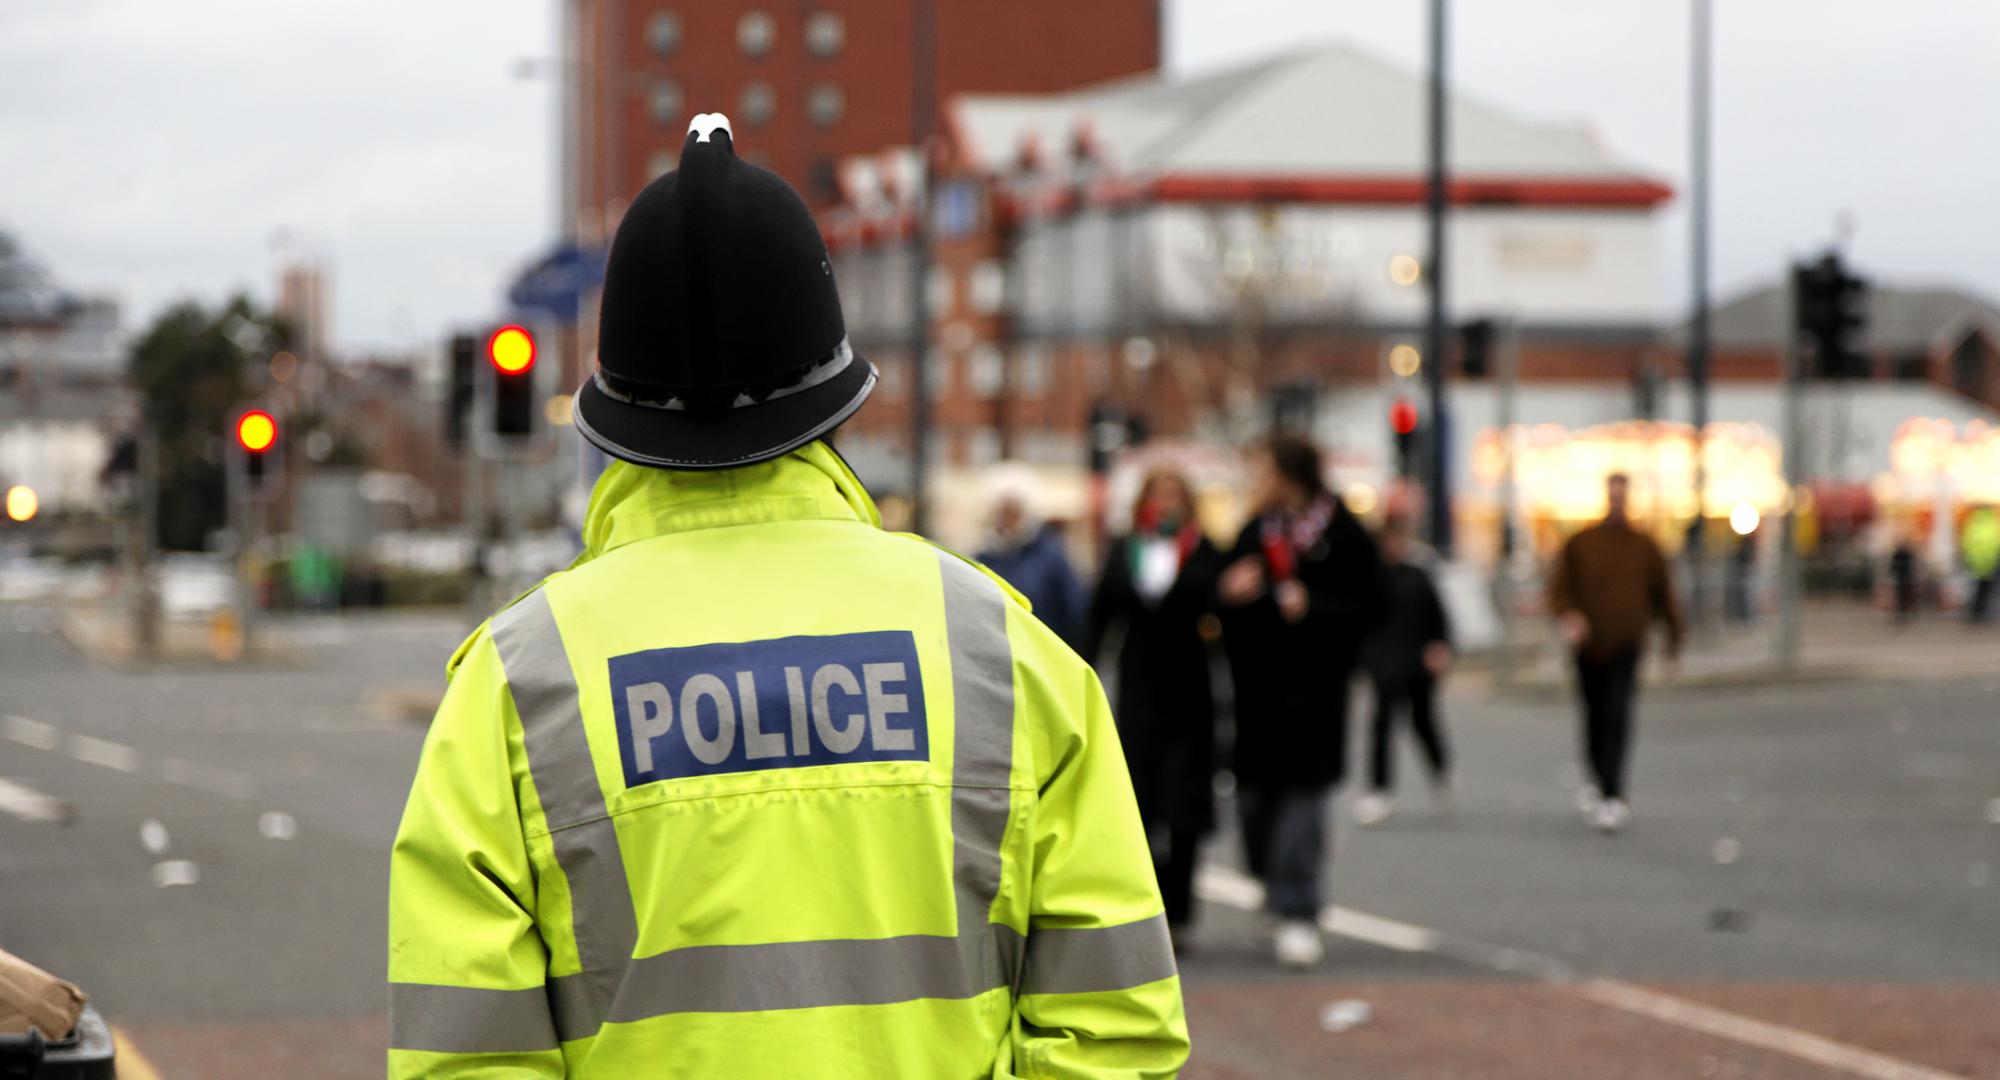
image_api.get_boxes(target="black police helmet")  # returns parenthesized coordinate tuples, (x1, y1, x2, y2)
(574, 113, 876, 470)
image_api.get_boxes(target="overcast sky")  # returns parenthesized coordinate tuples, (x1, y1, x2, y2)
(4, 0, 1995, 354)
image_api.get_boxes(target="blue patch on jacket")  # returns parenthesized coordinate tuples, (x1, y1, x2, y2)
(609, 631, 928, 787)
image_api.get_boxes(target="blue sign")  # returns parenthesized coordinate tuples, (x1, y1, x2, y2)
(507, 243, 607, 326)
(609, 631, 929, 787)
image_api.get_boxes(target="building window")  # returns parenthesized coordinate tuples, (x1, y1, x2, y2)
(740, 81, 776, 125)
(969, 344, 1004, 399)
(926, 266, 955, 314)
(969, 260, 1006, 314)
(648, 80, 683, 126)
(806, 83, 844, 129)
(738, 10, 775, 57)
(646, 149, 678, 178)
(933, 181, 981, 238)
(805, 11, 844, 57)
(968, 427, 1001, 466)
(646, 12, 682, 57)
(1016, 345, 1051, 395)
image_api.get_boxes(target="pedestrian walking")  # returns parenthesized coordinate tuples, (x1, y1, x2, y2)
(1888, 535, 1921, 624)
(386, 115, 1186, 1078)
(1548, 472, 1684, 834)
(978, 468, 1088, 649)
(1217, 435, 1383, 968)
(1353, 513, 1452, 828)
(1961, 505, 1998, 623)
(1085, 467, 1224, 948)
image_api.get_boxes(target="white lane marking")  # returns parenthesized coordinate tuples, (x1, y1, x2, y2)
(1193, 862, 1266, 911)
(1572, 980, 1970, 1080)
(258, 811, 297, 840)
(1194, 862, 1967, 1080)
(140, 819, 171, 854)
(69, 733, 140, 773)
(1320, 906, 1441, 954)
(150, 860, 199, 888)
(3, 715, 61, 751)
(0, 778, 68, 823)
(160, 757, 254, 800)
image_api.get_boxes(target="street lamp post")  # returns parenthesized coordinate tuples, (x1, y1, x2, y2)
(1423, 0, 1452, 556)
(1687, 0, 1715, 630)
(907, 0, 938, 535)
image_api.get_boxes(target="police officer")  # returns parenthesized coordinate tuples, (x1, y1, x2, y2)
(387, 115, 1187, 1078)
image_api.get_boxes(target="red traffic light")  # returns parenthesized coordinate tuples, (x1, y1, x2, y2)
(236, 410, 278, 453)
(488, 325, 536, 375)
(1389, 398, 1419, 436)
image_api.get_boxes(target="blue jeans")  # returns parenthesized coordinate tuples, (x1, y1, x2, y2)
(1237, 784, 1330, 920)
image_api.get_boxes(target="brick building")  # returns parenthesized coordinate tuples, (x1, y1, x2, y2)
(820, 43, 1678, 498)
(555, 0, 1162, 395)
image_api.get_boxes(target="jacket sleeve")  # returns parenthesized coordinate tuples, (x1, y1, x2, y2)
(388, 632, 566, 1079)
(1548, 536, 1577, 616)
(1423, 568, 1453, 648)
(1301, 511, 1386, 634)
(1082, 540, 1128, 666)
(1647, 539, 1686, 650)
(1011, 627, 1190, 1078)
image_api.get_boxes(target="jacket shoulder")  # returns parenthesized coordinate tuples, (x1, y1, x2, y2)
(893, 532, 1033, 612)
(444, 567, 575, 679)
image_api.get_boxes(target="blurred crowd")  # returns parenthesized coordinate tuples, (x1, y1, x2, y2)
(974, 437, 1706, 969)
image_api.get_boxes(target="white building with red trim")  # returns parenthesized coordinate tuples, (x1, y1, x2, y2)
(818, 43, 2000, 562)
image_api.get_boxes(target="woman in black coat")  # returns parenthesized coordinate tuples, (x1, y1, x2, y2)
(1085, 467, 1223, 940)
(1216, 435, 1383, 968)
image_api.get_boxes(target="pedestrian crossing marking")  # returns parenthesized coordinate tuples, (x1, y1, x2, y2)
(0, 777, 66, 823)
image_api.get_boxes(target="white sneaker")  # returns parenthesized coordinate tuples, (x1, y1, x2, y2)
(1353, 793, 1392, 827)
(1591, 798, 1630, 834)
(1273, 920, 1325, 969)
(1575, 783, 1604, 819)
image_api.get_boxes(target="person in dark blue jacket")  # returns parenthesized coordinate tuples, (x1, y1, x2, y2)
(978, 475, 1087, 648)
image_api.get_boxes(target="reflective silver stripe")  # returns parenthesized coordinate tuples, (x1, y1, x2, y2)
(935, 552, 1021, 993)
(604, 930, 1026, 1018)
(1018, 914, 1178, 996)
(491, 591, 638, 1037)
(388, 982, 558, 1054)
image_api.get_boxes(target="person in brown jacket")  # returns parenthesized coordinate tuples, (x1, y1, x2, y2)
(1548, 473, 1684, 833)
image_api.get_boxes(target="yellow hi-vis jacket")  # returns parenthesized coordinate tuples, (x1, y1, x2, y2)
(388, 442, 1188, 1078)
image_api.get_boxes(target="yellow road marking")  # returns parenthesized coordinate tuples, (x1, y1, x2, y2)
(112, 1028, 164, 1080)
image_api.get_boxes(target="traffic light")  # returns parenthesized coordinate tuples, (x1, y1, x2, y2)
(488, 324, 537, 437)
(446, 333, 477, 450)
(1459, 318, 1495, 378)
(1793, 252, 1868, 379)
(1390, 397, 1420, 477)
(236, 409, 279, 491)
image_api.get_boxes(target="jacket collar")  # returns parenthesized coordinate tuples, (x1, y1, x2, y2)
(579, 440, 881, 560)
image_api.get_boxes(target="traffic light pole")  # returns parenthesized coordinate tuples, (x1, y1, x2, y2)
(1686, 0, 1715, 634)
(1423, 0, 1452, 556)
(1776, 276, 1804, 671)
(227, 443, 257, 661)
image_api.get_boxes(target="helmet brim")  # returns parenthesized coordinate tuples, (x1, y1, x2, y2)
(572, 355, 877, 471)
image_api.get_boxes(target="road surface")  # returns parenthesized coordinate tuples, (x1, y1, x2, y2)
(2, 602, 1995, 1077)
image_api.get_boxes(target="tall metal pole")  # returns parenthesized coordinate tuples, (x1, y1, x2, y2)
(1776, 264, 1804, 670)
(907, 0, 938, 535)
(1687, 0, 1714, 629)
(1423, 0, 1452, 555)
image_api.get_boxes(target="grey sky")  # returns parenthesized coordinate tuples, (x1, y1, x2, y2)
(4, 1, 1995, 354)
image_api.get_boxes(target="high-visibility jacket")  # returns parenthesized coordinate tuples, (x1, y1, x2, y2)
(388, 442, 1188, 1078)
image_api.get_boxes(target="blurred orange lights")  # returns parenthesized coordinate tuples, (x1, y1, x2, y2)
(4, 485, 37, 523)
(236, 410, 278, 453)
(488, 325, 536, 374)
